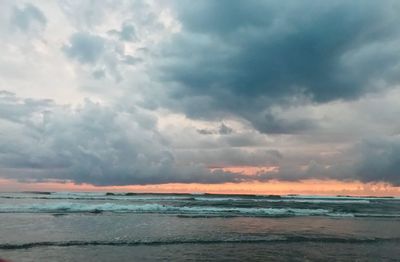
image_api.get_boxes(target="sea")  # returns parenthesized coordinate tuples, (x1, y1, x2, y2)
(0, 192, 399, 261)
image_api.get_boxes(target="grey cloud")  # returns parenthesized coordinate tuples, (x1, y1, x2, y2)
(251, 135, 400, 185)
(250, 111, 316, 134)
(63, 32, 127, 81)
(0, 90, 53, 124)
(220, 132, 270, 148)
(175, 148, 282, 168)
(63, 33, 105, 64)
(12, 3, 46, 32)
(58, 0, 115, 30)
(123, 55, 143, 65)
(355, 136, 400, 185)
(218, 123, 233, 135)
(3, 1, 400, 187)
(2, 91, 400, 185)
(197, 123, 233, 135)
(0, 92, 249, 185)
(92, 69, 106, 79)
(156, 0, 400, 133)
(108, 23, 137, 42)
(197, 129, 214, 135)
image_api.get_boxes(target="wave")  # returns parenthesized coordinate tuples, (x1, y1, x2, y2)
(0, 202, 354, 217)
(193, 197, 371, 204)
(288, 195, 399, 200)
(0, 194, 383, 204)
(1, 236, 399, 250)
(1, 192, 398, 204)
(0, 196, 378, 205)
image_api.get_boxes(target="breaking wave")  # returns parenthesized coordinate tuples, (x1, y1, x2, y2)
(2, 192, 392, 204)
(0, 202, 354, 217)
(193, 197, 371, 204)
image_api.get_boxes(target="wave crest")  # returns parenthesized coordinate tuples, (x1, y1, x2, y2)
(0, 202, 352, 217)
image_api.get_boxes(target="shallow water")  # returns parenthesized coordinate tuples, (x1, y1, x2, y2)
(0, 192, 399, 261)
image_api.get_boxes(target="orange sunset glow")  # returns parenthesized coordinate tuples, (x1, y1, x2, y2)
(1, 178, 399, 196)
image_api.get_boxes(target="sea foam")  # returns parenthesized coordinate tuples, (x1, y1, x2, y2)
(0, 202, 352, 217)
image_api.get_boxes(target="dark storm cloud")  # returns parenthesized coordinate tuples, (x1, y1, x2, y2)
(63, 33, 105, 64)
(11, 3, 46, 32)
(157, 0, 400, 133)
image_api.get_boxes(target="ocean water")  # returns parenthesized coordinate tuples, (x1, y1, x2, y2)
(0, 192, 399, 261)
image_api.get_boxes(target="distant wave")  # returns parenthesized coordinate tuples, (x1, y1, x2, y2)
(193, 197, 371, 204)
(1, 236, 399, 250)
(0, 202, 354, 217)
(2, 192, 395, 204)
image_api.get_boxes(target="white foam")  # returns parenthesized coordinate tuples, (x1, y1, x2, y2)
(1, 193, 397, 203)
(285, 195, 400, 200)
(0, 202, 352, 217)
(194, 197, 370, 204)
(267, 199, 370, 204)
(194, 197, 244, 202)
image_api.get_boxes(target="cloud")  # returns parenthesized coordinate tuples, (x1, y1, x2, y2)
(197, 123, 233, 135)
(175, 148, 282, 168)
(218, 123, 233, 135)
(0, 90, 53, 123)
(123, 55, 142, 65)
(154, 0, 400, 133)
(249, 110, 317, 134)
(12, 3, 46, 32)
(1, 90, 400, 186)
(108, 23, 137, 42)
(62, 32, 131, 81)
(0, 91, 250, 185)
(197, 129, 214, 135)
(63, 32, 105, 64)
(355, 136, 400, 185)
(1, 1, 400, 187)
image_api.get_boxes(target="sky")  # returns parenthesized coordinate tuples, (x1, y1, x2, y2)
(1, 0, 400, 195)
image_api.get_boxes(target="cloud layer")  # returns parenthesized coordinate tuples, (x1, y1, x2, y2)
(158, 1, 400, 126)
(0, 0, 400, 186)
(0, 91, 252, 185)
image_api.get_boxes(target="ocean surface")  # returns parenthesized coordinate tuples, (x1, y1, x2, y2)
(0, 192, 399, 261)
